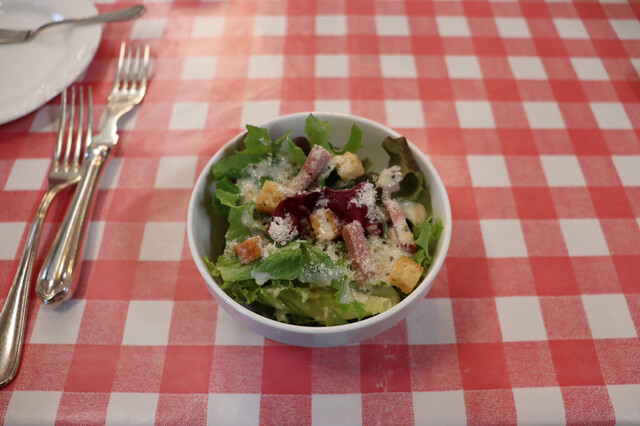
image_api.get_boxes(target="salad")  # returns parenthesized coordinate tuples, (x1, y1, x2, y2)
(204, 114, 442, 326)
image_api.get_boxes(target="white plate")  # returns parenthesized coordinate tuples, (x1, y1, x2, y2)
(0, 0, 102, 125)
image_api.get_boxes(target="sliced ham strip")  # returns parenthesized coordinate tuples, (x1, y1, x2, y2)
(292, 145, 332, 192)
(341, 221, 375, 279)
(383, 198, 416, 254)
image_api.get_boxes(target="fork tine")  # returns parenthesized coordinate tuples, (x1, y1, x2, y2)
(111, 42, 126, 93)
(72, 87, 84, 169)
(123, 45, 134, 90)
(54, 88, 67, 167)
(140, 44, 150, 89)
(63, 86, 76, 170)
(85, 87, 93, 149)
(131, 44, 141, 90)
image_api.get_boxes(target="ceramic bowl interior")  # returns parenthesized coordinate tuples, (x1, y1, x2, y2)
(187, 112, 452, 347)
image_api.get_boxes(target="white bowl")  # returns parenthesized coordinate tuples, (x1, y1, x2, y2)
(187, 112, 452, 347)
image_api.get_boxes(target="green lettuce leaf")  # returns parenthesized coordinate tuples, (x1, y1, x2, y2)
(213, 178, 241, 215)
(304, 114, 363, 155)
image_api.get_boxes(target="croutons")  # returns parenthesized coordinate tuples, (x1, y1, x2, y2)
(310, 208, 341, 241)
(256, 180, 289, 214)
(336, 152, 365, 182)
(387, 256, 423, 294)
(233, 236, 262, 264)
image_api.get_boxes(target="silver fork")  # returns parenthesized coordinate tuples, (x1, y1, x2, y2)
(36, 42, 150, 307)
(0, 86, 92, 387)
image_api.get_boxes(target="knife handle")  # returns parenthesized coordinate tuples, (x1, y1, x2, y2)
(36, 144, 113, 307)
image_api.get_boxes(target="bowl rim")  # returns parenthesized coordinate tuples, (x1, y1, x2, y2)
(187, 112, 452, 335)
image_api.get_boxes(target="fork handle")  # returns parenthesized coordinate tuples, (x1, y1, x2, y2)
(36, 145, 113, 307)
(0, 183, 70, 387)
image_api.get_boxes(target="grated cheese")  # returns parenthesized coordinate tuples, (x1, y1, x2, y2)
(376, 165, 403, 197)
(268, 213, 298, 245)
(368, 235, 405, 281)
(349, 182, 377, 221)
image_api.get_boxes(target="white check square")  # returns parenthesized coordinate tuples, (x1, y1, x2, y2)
(208, 394, 260, 426)
(570, 58, 609, 81)
(30, 300, 86, 344)
(436, 17, 470, 37)
(248, 55, 284, 78)
(480, 219, 528, 258)
(582, 294, 637, 339)
(523, 102, 565, 129)
(406, 298, 456, 345)
(139, 222, 186, 261)
(131, 19, 165, 39)
(100, 157, 123, 189)
(553, 18, 589, 39)
(0, 222, 25, 260)
(316, 54, 349, 78)
(4, 159, 50, 190)
(122, 301, 173, 345)
(253, 15, 287, 36)
(455, 101, 496, 129)
(5, 391, 62, 425)
(312, 394, 362, 425)
(612, 156, 640, 186)
(316, 15, 347, 36)
(495, 18, 531, 38)
(559, 219, 609, 257)
(83, 221, 106, 261)
(314, 100, 351, 114)
(30, 105, 58, 133)
(467, 155, 511, 187)
(513, 388, 566, 425)
(193, 17, 225, 38)
(508, 57, 547, 80)
(540, 155, 586, 187)
(215, 308, 264, 346)
(169, 102, 209, 130)
(590, 103, 633, 130)
(107, 393, 159, 425)
(495, 297, 547, 342)
(413, 391, 466, 425)
(610, 19, 640, 40)
(241, 101, 280, 126)
(608, 385, 640, 424)
(380, 55, 417, 78)
(182, 56, 217, 80)
(154, 156, 198, 189)
(445, 55, 482, 79)
(385, 100, 425, 128)
(375, 15, 410, 36)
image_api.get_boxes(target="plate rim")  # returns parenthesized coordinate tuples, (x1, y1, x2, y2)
(0, 0, 102, 126)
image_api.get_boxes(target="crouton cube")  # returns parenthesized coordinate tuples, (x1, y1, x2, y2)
(233, 236, 262, 264)
(310, 208, 341, 241)
(256, 180, 288, 214)
(336, 152, 365, 182)
(387, 256, 423, 294)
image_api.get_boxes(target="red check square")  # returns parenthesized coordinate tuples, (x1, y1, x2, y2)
(65, 345, 120, 392)
(260, 395, 311, 426)
(457, 342, 511, 390)
(513, 188, 557, 219)
(311, 346, 362, 393)
(262, 346, 312, 394)
(76, 301, 128, 345)
(568, 129, 609, 155)
(85, 260, 136, 300)
(531, 257, 579, 296)
(590, 188, 635, 219)
(474, 188, 518, 219)
(168, 301, 217, 345)
(362, 393, 414, 425)
(613, 256, 640, 293)
(448, 188, 479, 220)
(160, 345, 213, 394)
(539, 296, 593, 340)
(113, 346, 165, 392)
(447, 220, 486, 258)
(14, 344, 74, 391)
(601, 219, 640, 255)
(488, 258, 537, 297)
(447, 258, 493, 298)
(210, 346, 264, 393)
(594, 339, 640, 385)
(98, 222, 145, 261)
(572, 257, 622, 294)
(549, 340, 605, 386)
(360, 345, 411, 393)
(452, 299, 502, 343)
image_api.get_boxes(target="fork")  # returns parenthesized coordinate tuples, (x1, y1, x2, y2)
(0, 5, 145, 44)
(0, 86, 92, 388)
(36, 42, 150, 307)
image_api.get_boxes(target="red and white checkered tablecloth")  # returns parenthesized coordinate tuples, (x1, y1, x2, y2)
(1, 0, 639, 424)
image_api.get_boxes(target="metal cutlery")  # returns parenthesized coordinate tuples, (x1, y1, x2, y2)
(0, 5, 146, 44)
(36, 42, 150, 307)
(0, 86, 92, 387)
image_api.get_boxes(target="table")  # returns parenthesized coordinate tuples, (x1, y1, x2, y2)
(1, 0, 639, 424)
